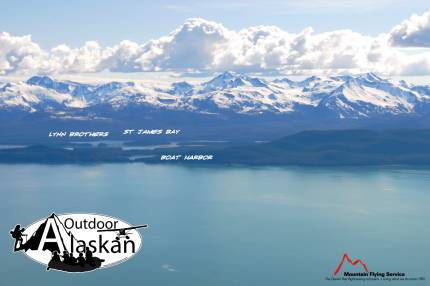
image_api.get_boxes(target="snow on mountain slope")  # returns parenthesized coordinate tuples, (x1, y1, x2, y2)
(0, 72, 429, 119)
(199, 71, 269, 93)
(344, 84, 409, 109)
(319, 79, 416, 118)
(0, 81, 88, 112)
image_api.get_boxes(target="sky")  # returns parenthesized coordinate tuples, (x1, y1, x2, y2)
(1, 0, 430, 76)
(1, 0, 428, 47)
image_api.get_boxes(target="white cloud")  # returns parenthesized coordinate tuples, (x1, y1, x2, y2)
(0, 32, 46, 75)
(1, 12, 430, 76)
(135, 18, 232, 71)
(389, 10, 430, 47)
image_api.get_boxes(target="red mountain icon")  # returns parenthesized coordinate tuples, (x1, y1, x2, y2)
(333, 253, 369, 277)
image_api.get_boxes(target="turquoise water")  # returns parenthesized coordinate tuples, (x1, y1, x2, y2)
(1, 164, 429, 285)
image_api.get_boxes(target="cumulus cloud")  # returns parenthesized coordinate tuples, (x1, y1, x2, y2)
(1, 12, 430, 76)
(0, 32, 46, 74)
(136, 18, 232, 71)
(389, 10, 430, 47)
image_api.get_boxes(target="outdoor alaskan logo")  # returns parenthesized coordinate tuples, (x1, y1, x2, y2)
(10, 213, 148, 273)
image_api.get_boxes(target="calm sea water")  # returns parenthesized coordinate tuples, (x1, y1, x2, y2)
(1, 164, 429, 285)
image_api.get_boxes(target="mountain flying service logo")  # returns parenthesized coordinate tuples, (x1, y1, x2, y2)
(326, 252, 424, 282)
(333, 253, 369, 277)
(10, 213, 148, 273)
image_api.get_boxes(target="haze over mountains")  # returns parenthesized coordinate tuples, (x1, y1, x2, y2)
(1, 72, 430, 142)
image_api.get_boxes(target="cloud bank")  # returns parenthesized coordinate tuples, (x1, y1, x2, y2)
(389, 10, 430, 47)
(1, 10, 430, 76)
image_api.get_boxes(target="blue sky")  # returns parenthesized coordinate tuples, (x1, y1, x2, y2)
(1, 0, 429, 48)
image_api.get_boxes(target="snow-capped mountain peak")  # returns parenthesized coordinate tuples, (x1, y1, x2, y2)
(200, 71, 269, 92)
(27, 76, 72, 94)
(0, 72, 429, 119)
(169, 81, 194, 95)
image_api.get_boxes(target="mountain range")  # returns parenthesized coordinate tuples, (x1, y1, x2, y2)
(1, 72, 430, 142)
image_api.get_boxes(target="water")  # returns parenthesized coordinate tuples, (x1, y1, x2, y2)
(1, 164, 429, 285)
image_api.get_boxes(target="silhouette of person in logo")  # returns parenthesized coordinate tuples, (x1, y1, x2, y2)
(51, 251, 61, 262)
(47, 251, 61, 270)
(85, 247, 95, 266)
(10, 225, 26, 251)
(62, 251, 71, 264)
(69, 252, 77, 265)
(77, 252, 86, 267)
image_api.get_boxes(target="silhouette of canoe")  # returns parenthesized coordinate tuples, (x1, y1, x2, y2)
(47, 257, 105, 272)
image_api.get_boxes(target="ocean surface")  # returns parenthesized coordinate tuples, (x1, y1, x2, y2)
(1, 164, 429, 285)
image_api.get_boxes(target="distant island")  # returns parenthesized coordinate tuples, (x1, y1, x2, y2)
(213, 129, 430, 166)
(2, 129, 430, 166)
